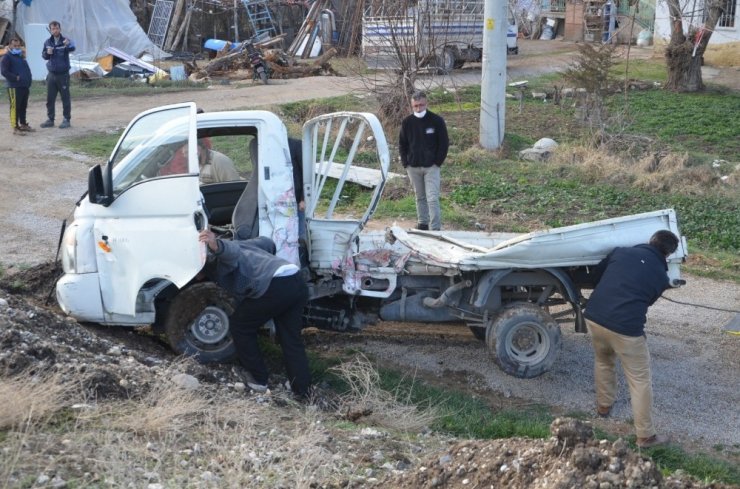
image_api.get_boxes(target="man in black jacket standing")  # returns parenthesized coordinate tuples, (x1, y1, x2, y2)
(40, 21, 75, 129)
(398, 91, 449, 231)
(584, 229, 679, 449)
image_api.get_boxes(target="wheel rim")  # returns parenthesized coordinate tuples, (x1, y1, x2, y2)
(188, 306, 230, 347)
(503, 320, 551, 366)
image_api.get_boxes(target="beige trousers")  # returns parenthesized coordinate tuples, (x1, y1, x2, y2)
(587, 319, 656, 438)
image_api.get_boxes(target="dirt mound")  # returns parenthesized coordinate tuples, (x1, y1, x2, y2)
(382, 418, 731, 489)
(0, 261, 63, 302)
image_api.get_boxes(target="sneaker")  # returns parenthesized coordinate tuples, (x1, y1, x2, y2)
(231, 365, 268, 393)
(40, 119, 54, 128)
(19, 124, 36, 132)
(416, 223, 429, 231)
(13, 127, 26, 136)
(636, 434, 670, 448)
(247, 381, 268, 393)
(58, 119, 71, 129)
(596, 405, 612, 418)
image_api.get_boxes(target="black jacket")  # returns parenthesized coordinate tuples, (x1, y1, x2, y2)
(584, 244, 670, 336)
(398, 110, 449, 168)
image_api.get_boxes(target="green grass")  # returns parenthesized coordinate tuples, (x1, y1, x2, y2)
(610, 89, 740, 160)
(646, 444, 740, 485)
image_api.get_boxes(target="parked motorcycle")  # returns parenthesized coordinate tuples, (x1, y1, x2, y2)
(244, 40, 269, 84)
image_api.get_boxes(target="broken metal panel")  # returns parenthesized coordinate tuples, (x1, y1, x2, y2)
(148, 0, 175, 48)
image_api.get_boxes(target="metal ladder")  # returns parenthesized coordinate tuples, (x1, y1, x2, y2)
(240, 0, 278, 40)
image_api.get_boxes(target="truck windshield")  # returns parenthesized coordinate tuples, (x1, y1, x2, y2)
(110, 107, 191, 196)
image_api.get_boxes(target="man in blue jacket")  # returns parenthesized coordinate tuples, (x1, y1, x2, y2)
(1, 37, 34, 135)
(40, 21, 75, 129)
(584, 229, 679, 449)
(199, 229, 312, 398)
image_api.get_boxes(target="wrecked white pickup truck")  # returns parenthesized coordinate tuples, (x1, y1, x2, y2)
(56, 103, 687, 378)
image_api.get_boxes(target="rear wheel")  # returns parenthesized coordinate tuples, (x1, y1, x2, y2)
(435, 47, 456, 74)
(486, 302, 561, 378)
(259, 70, 268, 85)
(164, 282, 237, 363)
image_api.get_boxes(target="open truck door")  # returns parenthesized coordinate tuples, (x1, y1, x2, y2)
(83, 103, 204, 321)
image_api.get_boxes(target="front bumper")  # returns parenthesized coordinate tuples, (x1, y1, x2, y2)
(56, 273, 105, 322)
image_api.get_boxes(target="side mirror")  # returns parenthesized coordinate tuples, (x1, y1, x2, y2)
(88, 165, 112, 206)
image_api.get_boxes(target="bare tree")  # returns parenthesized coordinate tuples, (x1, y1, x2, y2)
(664, 0, 726, 91)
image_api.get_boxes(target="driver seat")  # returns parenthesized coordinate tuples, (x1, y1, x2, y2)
(232, 138, 260, 240)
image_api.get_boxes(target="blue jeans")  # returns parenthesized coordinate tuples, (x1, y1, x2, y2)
(406, 165, 441, 230)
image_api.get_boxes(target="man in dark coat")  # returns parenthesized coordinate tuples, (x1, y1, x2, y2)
(585, 229, 679, 449)
(40, 21, 75, 129)
(199, 229, 312, 397)
(398, 90, 448, 231)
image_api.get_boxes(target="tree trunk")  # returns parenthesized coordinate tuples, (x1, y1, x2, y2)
(665, 42, 704, 91)
(663, 0, 724, 92)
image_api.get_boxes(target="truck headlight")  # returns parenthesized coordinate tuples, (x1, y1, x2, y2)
(61, 224, 97, 274)
(61, 226, 78, 273)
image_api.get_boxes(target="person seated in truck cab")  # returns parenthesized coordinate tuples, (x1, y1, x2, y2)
(158, 139, 240, 184)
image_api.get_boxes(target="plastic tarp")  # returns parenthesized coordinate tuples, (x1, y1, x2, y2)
(15, 0, 167, 61)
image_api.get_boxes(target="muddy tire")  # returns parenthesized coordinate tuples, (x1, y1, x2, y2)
(164, 282, 237, 363)
(486, 302, 561, 378)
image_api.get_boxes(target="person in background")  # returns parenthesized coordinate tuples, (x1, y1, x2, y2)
(398, 90, 449, 231)
(40, 21, 75, 129)
(584, 230, 679, 449)
(159, 139, 240, 184)
(1, 36, 34, 135)
(199, 228, 312, 398)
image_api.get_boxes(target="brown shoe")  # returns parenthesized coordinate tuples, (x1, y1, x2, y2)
(19, 124, 35, 132)
(596, 405, 612, 417)
(13, 127, 26, 136)
(636, 434, 670, 448)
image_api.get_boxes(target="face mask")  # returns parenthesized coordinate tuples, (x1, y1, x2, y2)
(10, 48, 22, 55)
(413, 110, 427, 119)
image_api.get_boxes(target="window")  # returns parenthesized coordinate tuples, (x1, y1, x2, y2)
(718, 0, 736, 27)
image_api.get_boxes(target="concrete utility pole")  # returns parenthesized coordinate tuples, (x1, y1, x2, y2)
(479, 0, 509, 149)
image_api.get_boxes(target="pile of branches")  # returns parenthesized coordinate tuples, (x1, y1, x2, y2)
(185, 43, 340, 82)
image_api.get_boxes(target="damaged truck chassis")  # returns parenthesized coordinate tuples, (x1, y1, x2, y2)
(56, 103, 687, 379)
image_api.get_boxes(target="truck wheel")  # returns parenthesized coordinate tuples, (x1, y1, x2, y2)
(435, 48, 456, 74)
(164, 282, 237, 363)
(486, 303, 561, 378)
